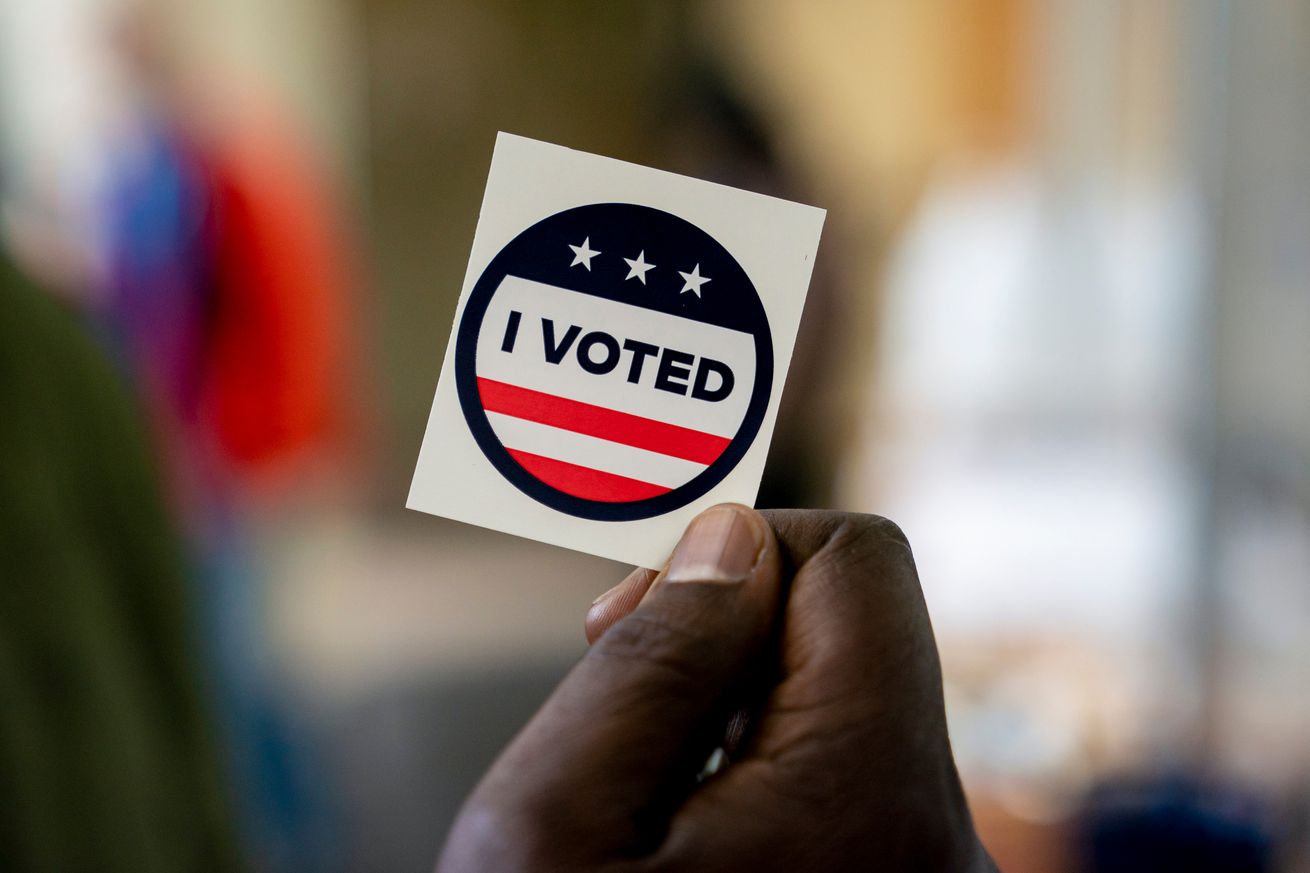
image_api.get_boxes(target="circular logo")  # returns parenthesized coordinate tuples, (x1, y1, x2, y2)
(454, 203, 772, 521)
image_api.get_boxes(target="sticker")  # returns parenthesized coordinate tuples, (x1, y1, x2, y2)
(456, 203, 773, 520)
(409, 133, 824, 566)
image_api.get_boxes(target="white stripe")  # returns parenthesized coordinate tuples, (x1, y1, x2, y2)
(486, 412, 707, 489)
(477, 275, 754, 438)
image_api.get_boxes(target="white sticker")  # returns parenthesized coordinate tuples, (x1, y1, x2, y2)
(408, 133, 825, 567)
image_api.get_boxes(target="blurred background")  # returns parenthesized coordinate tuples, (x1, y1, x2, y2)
(1, 1, 1307, 871)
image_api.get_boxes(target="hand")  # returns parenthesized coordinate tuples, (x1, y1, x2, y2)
(437, 506, 996, 872)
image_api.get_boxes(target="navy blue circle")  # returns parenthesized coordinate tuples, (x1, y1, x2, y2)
(455, 202, 773, 521)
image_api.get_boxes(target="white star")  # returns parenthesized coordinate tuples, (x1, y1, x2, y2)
(569, 236, 600, 270)
(623, 250, 656, 284)
(678, 263, 711, 297)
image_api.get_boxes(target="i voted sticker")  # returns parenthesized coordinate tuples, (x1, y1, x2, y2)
(455, 203, 773, 521)
(409, 133, 824, 566)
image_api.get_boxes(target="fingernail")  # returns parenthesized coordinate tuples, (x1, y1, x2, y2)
(664, 507, 762, 584)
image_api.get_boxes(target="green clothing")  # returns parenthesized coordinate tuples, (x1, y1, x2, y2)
(0, 253, 242, 872)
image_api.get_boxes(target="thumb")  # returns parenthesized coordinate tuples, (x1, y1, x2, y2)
(457, 504, 781, 859)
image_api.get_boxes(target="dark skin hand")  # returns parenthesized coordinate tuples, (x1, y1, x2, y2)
(438, 506, 998, 872)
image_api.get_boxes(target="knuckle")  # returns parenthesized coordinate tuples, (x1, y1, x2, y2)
(869, 514, 911, 550)
(837, 512, 912, 553)
(804, 514, 923, 614)
(838, 513, 914, 564)
(763, 509, 915, 568)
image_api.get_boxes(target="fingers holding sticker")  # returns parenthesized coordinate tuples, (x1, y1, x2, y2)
(455, 203, 773, 521)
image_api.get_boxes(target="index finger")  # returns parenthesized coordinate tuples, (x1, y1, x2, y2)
(585, 566, 657, 644)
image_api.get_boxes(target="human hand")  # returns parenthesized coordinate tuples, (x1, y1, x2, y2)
(438, 506, 996, 872)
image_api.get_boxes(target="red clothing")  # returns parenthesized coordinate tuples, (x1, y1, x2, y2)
(203, 118, 353, 477)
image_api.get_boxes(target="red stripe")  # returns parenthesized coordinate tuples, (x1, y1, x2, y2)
(477, 377, 730, 465)
(506, 449, 671, 502)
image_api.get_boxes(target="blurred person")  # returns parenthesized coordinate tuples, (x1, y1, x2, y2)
(437, 505, 999, 872)
(100, 4, 354, 505)
(72, 7, 358, 870)
(0, 245, 242, 872)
